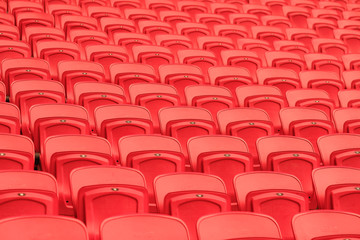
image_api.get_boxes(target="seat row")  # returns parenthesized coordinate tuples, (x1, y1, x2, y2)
(0, 210, 359, 240)
(1, 166, 360, 239)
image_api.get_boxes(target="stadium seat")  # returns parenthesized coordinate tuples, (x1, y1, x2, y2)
(57, 60, 106, 103)
(333, 108, 360, 133)
(312, 38, 348, 59)
(292, 210, 360, 240)
(318, 134, 360, 167)
(343, 70, 360, 89)
(155, 34, 193, 54)
(154, 172, 230, 240)
(101, 214, 189, 240)
(0, 170, 58, 218)
(176, 22, 211, 44)
(113, 32, 152, 59)
(307, 18, 337, 38)
(177, 50, 218, 83)
(261, 16, 292, 31)
(29, 104, 90, 152)
(334, 29, 360, 54)
(234, 172, 309, 240)
(36, 40, 81, 80)
(286, 89, 336, 119)
(47, 4, 82, 28)
(338, 89, 360, 107)
(138, 20, 173, 40)
(70, 166, 148, 240)
(338, 19, 360, 30)
(1, 58, 51, 94)
(0, 13, 14, 26)
(0, 40, 31, 64)
(118, 134, 185, 210)
(212, 24, 248, 43)
(69, 29, 109, 51)
(251, 26, 286, 46)
(342, 54, 360, 70)
(237, 38, 273, 65)
(16, 12, 54, 39)
(25, 27, 65, 55)
(0, 102, 21, 134)
(221, 49, 263, 82)
(185, 85, 235, 129)
(256, 68, 300, 94)
(0, 134, 34, 170)
(0, 216, 89, 240)
(60, 15, 99, 40)
(10, 80, 65, 137)
(177, 1, 209, 17)
(265, 51, 306, 74)
(99, 18, 137, 43)
(217, 108, 274, 168)
(0, 25, 19, 41)
(319, 1, 345, 14)
(343, 11, 360, 21)
(85, 44, 129, 81)
(86, 6, 122, 20)
(312, 8, 342, 23)
(280, 107, 335, 153)
(197, 36, 235, 59)
(242, 4, 272, 18)
(273, 40, 311, 56)
(283, 6, 311, 28)
(94, 104, 153, 160)
(228, 13, 260, 31)
(188, 135, 252, 208)
(290, 0, 317, 10)
(209, 3, 241, 16)
(158, 107, 216, 163)
(9, 1, 43, 15)
(194, 13, 227, 29)
(261, 0, 287, 15)
(236, 85, 286, 133)
(159, 10, 192, 27)
(208, 66, 254, 95)
(257, 136, 320, 208)
(299, 70, 344, 106)
(132, 45, 175, 73)
(197, 212, 282, 240)
(124, 8, 158, 23)
(145, 0, 176, 13)
(110, 0, 143, 13)
(129, 83, 180, 132)
(74, 82, 126, 132)
(42, 135, 113, 215)
(286, 28, 319, 52)
(78, 0, 109, 11)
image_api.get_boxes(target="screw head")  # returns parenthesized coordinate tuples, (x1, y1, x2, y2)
(224, 154, 231, 157)
(196, 194, 203, 197)
(293, 154, 299, 157)
(190, 121, 196, 124)
(0, 153, 5, 156)
(125, 120, 132, 123)
(18, 193, 26, 196)
(154, 153, 161, 156)
(80, 154, 87, 158)
(249, 122, 254, 125)
(60, 119, 66, 123)
(276, 193, 284, 196)
(111, 188, 119, 191)
(38, 92, 44, 95)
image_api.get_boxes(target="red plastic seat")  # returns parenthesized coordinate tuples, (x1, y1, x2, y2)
(177, 1, 208, 17)
(0, 134, 34, 170)
(194, 13, 227, 29)
(69, 30, 109, 51)
(85, 44, 129, 81)
(334, 29, 360, 54)
(99, 18, 137, 42)
(283, 6, 311, 28)
(333, 108, 360, 133)
(251, 26, 286, 46)
(124, 8, 158, 24)
(304, 53, 344, 78)
(343, 11, 360, 21)
(257, 68, 300, 95)
(0, 25, 19, 41)
(318, 134, 360, 167)
(94, 105, 153, 160)
(242, 4, 272, 18)
(48, 4, 82, 28)
(110, 63, 157, 99)
(235, 172, 308, 240)
(261, 0, 287, 15)
(257, 136, 320, 208)
(312, 8, 341, 23)
(78, 0, 109, 11)
(25, 27, 65, 55)
(129, 83, 180, 132)
(29, 104, 90, 152)
(0, 170, 58, 218)
(237, 38, 273, 65)
(286, 89, 336, 119)
(197, 36, 235, 59)
(155, 34, 193, 54)
(338, 89, 360, 107)
(228, 13, 260, 32)
(177, 49, 218, 83)
(209, 3, 240, 16)
(188, 135, 252, 208)
(110, 0, 143, 13)
(0, 40, 30, 64)
(273, 40, 311, 56)
(138, 20, 173, 40)
(58, 60, 106, 103)
(159, 11, 192, 27)
(158, 64, 204, 105)
(221, 49, 263, 83)
(145, 0, 176, 13)
(343, 70, 360, 89)
(70, 166, 148, 240)
(217, 108, 274, 168)
(185, 85, 235, 129)
(338, 19, 360, 30)
(212, 24, 248, 42)
(60, 15, 98, 40)
(261, 16, 292, 31)
(1, 58, 51, 94)
(16, 12, 54, 39)
(86, 6, 122, 20)
(319, 1, 345, 14)
(113, 33, 152, 59)
(132, 45, 175, 73)
(74, 82, 126, 132)
(197, 212, 282, 240)
(9, 1, 43, 15)
(175, 22, 211, 44)
(265, 51, 306, 74)
(286, 28, 318, 52)
(236, 85, 286, 133)
(290, 0, 317, 10)
(0, 102, 20, 134)
(154, 172, 230, 240)
(292, 210, 360, 240)
(299, 70, 344, 106)
(36, 40, 81, 80)
(10, 80, 65, 137)
(118, 135, 185, 210)
(312, 38, 348, 59)
(208, 66, 254, 95)
(0, 13, 14, 26)
(42, 135, 113, 216)
(280, 107, 335, 153)
(307, 18, 337, 38)
(0, 216, 88, 240)
(101, 214, 189, 240)
(342, 54, 360, 70)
